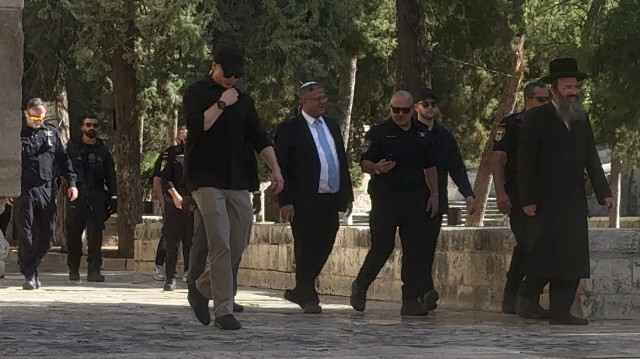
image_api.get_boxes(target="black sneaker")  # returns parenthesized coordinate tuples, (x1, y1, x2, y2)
(87, 271, 105, 282)
(233, 302, 245, 313)
(187, 282, 211, 325)
(69, 270, 80, 281)
(401, 299, 428, 316)
(163, 279, 177, 291)
(422, 289, 439, 311)
(214, 314, 242, 330)
(549, 312, 589, 325)
(350, 281, 366, 312)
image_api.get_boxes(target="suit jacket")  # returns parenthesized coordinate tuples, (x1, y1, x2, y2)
(275, 114, 354, 212)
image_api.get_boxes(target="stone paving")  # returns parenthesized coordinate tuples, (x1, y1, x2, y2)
(1, 262, 640, 358)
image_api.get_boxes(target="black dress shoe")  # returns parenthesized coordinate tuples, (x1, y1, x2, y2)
(164, 279, 177, 291)
(214, 314, 242, 330)
(549, 312, 589, 325)
(69, 270, 80, 281)
(233, 302, 245, 313)
(187, 282, 210, 325)
(516, 297, 550, 319)
(284, 289, 305, 309)
(501, 294, 517, 314)
(87, 271, 105, 282)
(23, 275, 38, 290)
(422, 289, 439, 311)
(350, 281, 366, 312)
(401, 299, 428, 316)
(303, 303, 322, 314)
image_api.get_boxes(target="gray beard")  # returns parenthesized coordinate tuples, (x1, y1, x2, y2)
(556, 95, 587, 123)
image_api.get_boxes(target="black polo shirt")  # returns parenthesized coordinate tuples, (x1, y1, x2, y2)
(183, 77, 272, 192)
(493, 111, 523, 187)
(422, 121, 475, 211)
(361, 119, 436, 194)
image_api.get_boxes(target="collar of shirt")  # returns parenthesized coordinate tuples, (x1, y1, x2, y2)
(302, 110, 324, 127)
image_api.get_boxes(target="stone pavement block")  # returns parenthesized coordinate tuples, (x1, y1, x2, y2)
(134, 261, 154, 276)
(457, 285, 475, 307)
(589, 229, 639, 253)
(632, 259, 640, 294)
(602, 294, 640, 319)
(591, 259, 633, 294)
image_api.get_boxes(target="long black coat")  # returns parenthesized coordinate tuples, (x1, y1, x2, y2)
(517, 104, 611, 279)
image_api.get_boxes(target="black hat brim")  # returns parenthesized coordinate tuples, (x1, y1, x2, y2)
(540, 71, 589, 84)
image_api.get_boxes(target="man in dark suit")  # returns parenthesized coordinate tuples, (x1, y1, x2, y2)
(275, 81, 354, 314)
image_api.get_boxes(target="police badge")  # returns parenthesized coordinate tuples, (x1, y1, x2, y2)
(361, 139, 371, 154)
(495, 127, 506, 142)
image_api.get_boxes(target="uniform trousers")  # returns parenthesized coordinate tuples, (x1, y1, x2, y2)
(519, 275, 579, 315)
(423, 213, 443, 293)
(163, 202, 193, 281)
(13, 185, 57, 279)
(192, 188, 253, 318)
(289, 195, 340, 305)
(66, 192, 105, 271)
(355, 190, 430, 300)
(504, 183, 527, 293)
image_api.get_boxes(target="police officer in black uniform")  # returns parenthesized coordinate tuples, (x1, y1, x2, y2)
(413, 88, 477, 311)
(492, 82, 549, 314)
(350, 91, 439, 316)
(7, 98, 78, 290)
(160, 125, 193, 291)
(66, 116, 117, 282)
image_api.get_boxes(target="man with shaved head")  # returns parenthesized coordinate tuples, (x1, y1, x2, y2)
(351, 91, 439, 316)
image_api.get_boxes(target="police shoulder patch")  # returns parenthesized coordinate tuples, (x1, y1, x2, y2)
(361, 139, 372, 154)
(495, 127, 506, 142)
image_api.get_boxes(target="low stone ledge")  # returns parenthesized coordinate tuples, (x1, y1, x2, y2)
(134, 220, 640, 319)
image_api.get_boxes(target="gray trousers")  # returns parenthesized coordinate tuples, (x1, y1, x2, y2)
(191, 188, 252, 317)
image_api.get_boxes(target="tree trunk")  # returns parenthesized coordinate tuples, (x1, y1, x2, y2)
(112, 41, 141, 258)
(466, 36, 526, 227)
(608, 155, 621, 228)
(395, 0, 430, 95)
(337, 56, 357, 148)
(583, 0, 608, 41)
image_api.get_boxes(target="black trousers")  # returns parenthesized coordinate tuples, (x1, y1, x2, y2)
(155, 236, 166, 266)
(355, 190, 430, 300)
(505, 185, 527, 287)
(519, 275, 580, 315)
(163, 202, 193, 280)
(424, 213, 443, 293)
(13, 186, 57, 279)
(66, 193, 105, 271)
(290, 195, 340, 305)
(0, 203, 11, 236)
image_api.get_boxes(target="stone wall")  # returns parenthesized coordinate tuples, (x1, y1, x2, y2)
(0, 0, 24, 198)
(135, 221, 640, 319)
(0, 200, 8, 277)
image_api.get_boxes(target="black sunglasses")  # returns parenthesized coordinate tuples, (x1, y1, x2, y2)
(529, 96, 549, 103)
(84, 123, 100, 128)
(391, 106, 412, 114)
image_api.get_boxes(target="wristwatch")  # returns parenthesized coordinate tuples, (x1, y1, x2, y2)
(217, 100, 227, 110)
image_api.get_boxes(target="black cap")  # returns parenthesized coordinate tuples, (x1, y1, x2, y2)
(416, 88, 438, 102)
(213, 44, 244, 78)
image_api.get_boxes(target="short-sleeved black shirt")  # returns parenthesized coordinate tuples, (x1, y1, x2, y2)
(361, 119, 436, 194)
(493, 111, 523, 186)
(183, 77, 272, 192)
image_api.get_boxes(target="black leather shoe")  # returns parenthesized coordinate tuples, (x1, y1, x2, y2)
(284, 289, 305, 309)
(164, 279, 177, 291)
(23, 275, 38, 290)
(549, 312, 589, 325)
(214, 314, 242, 330)
(187, 282, 210, 325)
(401, 299, 428, 316)
(233, 302, 245, 313)
(69, 270, 80, 281)
(423, 289, 439, 311)
(516, 297, 550, 319)
(350, 281, 366, 312)
(303, 303, 322, 314)
(87, 271, 105, 282)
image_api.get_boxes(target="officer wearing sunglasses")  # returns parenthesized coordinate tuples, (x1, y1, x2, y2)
(492, 81, 549, 315)
(6, 98, 78, 290)
(351, 90, 439, 317)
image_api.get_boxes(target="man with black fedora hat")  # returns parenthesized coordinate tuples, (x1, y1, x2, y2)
(516, 58, 614, 325)
(182, 43, 284, 330)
